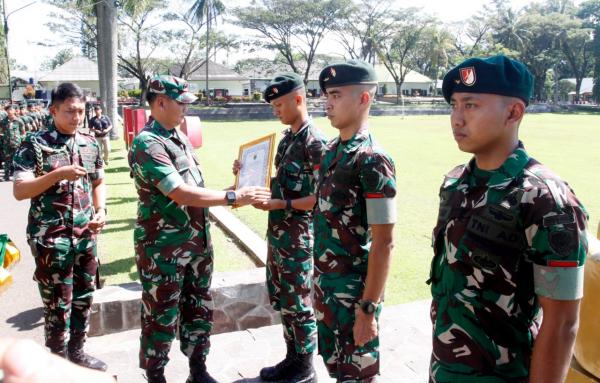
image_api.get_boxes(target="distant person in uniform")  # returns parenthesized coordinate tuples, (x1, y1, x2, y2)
(89, 105, 113, 165)
(429, 55, 589, 383)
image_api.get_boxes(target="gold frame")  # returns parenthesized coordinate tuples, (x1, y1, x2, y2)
(234, 133, 276, 189)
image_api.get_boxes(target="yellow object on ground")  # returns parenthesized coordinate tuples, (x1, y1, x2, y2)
(0, 267, 13, 293)
(573, 232, 600, 379)
(3, 241, 20, 269)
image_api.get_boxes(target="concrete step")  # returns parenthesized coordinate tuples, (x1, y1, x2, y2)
(86, 300, 432, 383)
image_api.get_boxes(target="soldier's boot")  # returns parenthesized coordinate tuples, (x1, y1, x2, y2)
(67, 337, 108, 371)
(146, 368, 166, 383)
(286, 352, 317, 383)
(49, 346, 67, 358)
(259, 340, 297, 381)
(186, 356, 218, 383)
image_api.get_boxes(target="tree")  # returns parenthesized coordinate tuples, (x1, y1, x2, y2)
(374, 8, 433, 103)
(234, 0, 352, 85)
(187, 0, 226, 104)
(579, 0, 600, 103)
(117, 0, 167, 103)
(557, 16, 593, 101)
(40, 49, 75, 70)
(336, 0, 395, 64)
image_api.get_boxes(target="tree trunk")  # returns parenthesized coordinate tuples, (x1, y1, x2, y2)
(104, 0, 118, 139)
(396, 82, 400, 104)
(575, 77, 582, 102)
(204, 12, 210, 106)
(96, 3, 107, 109)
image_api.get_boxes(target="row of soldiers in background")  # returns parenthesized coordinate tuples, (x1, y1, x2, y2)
(0, 101, 52, 181)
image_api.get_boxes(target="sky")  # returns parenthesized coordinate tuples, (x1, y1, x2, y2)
(4, 0, 546, 73)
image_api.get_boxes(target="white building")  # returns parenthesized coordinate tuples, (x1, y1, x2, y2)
(174, 61, 248, 97)
(38, 57, 102, 96)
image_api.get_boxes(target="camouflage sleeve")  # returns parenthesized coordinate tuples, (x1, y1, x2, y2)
(306, 135, 327, 193)
(131, 136, 183, 196)
(12, 140, 36, 180)
(359, 150, 397, 225)
(88, 138, 104, 182)
(526, 181, 588, 301)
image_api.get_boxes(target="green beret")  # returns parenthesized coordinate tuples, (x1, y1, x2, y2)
(442, 55, 533, 105)
(319, 59, 377, 93)
(263, 73, 304, 103)
(148, 75, 197, 104)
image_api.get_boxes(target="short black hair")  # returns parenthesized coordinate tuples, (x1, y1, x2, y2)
(94, 105, 102, 110)
(146, 91, 159, 105)
(50, 82, 85, 107)
(4, 104, 14, 111)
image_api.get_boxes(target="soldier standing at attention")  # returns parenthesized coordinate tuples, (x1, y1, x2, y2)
(429, 55, 589, 383)
(128, 75, 270, 383)
(12, 82, 108, 370)
(314, 60, 397, 382)
(2, 104, 25, 181)
(234, 73, 327, 383)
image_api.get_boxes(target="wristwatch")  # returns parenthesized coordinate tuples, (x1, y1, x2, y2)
(95, 206, 107, 215)
(226, 191, 237, 206)
(358, 299, 378, 315)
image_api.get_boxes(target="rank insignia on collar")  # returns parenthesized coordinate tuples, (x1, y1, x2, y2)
(460, 67, 476, 86)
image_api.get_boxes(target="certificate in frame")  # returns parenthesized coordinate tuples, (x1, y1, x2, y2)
(235, 133, 276, 189)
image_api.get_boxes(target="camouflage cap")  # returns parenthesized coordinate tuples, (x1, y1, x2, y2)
(148, 75, 197, 104)
(442, 55, 534, 106)
(319, 59, 377, 93)
(263, 72, 304, 103)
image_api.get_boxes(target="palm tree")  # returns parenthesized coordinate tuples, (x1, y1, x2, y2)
(187, 0, 225, 104)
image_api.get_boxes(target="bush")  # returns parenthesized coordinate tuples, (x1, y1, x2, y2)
(128, 89, 142, 98)
(195, 93, 203, 102)
(252, 91, 262, 102)
(214, 96, 225, 102)
(118, 89, 129, 98)
(231, 96, 242, 102)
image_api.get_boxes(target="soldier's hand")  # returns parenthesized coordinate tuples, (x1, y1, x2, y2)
(234, 186, 271, 207)
(232, 160, 242, 176)
(353, 309, 378, 347)
(252, 199, 285, 211)
(89, 209, 107, 234)
(56, 164, 87, 181)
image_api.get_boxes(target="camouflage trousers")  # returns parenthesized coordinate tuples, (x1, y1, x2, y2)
(314, 271, 380, 382)
(28, 236, 98, 352)
(135, 241, 214, 373)
(266, 234, 317, 354)
(3, 147, 16, 180)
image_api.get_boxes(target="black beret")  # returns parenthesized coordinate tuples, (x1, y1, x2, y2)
(263, 73, 304, 103)
(442, 55, 533, 105)
(319, 59, 377, 93)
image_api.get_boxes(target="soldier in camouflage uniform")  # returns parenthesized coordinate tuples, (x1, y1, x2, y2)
(2, 104, 25, 181)
(234, 73, 327, 382)
(128, 75, 270, 383)
(0, 106, 7, 170)
(314, 60, 397, 382)
(12, 82, 108, 371)
(28, 101, 41, 131)
(429, 55, 589, 383)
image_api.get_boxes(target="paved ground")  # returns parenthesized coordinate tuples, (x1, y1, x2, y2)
(0, 175, 433, 382)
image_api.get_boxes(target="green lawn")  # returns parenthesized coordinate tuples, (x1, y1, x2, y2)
(100, 113, 600, 306)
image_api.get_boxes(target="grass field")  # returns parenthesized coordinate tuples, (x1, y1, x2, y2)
(100, 113, 600, 305)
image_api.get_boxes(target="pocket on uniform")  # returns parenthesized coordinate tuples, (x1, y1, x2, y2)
(282, 161, 303, 192)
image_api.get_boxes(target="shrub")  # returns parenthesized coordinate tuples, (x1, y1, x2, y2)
(128, 89, 142, 98)
(252, 91, 262, 102)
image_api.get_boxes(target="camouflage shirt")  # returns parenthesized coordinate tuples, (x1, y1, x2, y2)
(429, 142, 588, 382)
(1, 117, 25, 149)
(12, 124, 104, 239)
(314, 128, 397, 278)
(268, 120, 327, 235)
(128, 120, 210, 250)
